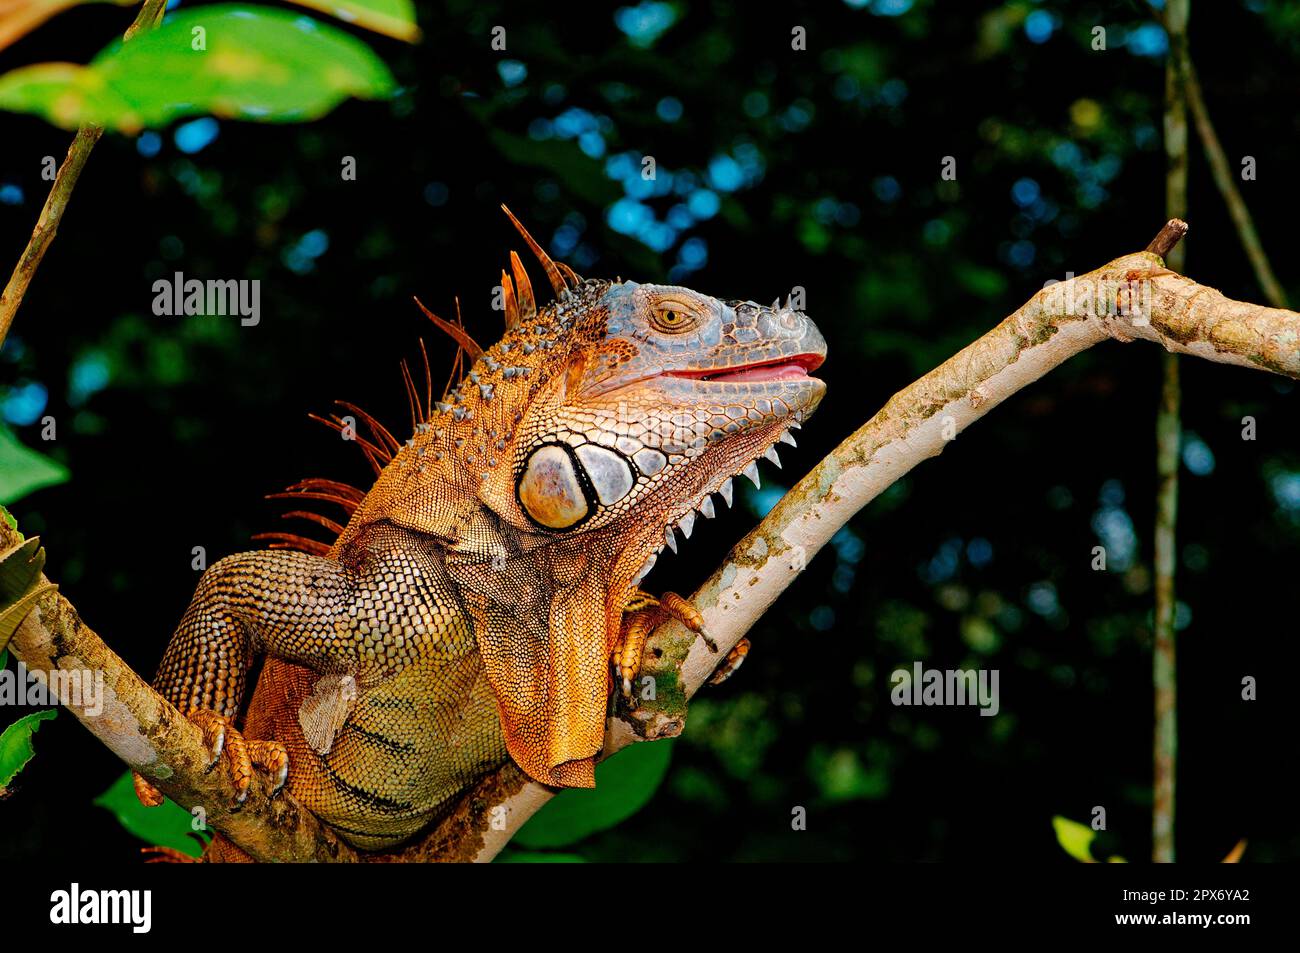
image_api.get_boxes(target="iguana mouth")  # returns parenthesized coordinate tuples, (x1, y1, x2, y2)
(662, 353, 825, 383)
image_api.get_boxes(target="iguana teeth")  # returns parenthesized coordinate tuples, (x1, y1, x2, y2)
(719, 479, 734, 507)
(664, 525, 678, 554)
(763, 446, 782, 468)
(699, 496, 716, 519)
(743, 461, 761, 488)
(678, 511, 695, 539)
(779, 431, 797, 447)
(790, 421, 801, 430)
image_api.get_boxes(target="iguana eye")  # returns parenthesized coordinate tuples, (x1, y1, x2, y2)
(516, 442, 635, 531)
(651, 305, 696, 333)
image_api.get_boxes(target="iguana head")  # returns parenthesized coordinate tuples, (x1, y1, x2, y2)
(329, 207, 826, 788)
(506, 278, 825, 540)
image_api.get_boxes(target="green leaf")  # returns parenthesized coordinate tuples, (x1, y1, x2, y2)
(0, 535, 56, 658)
(94, 770, 206, 857)
(1052, 815, 1096, 863)
(513, 739, 675, 849)
(0, 427, 69, 504)
(282, 0, 421, 43)
(0, 708, 57, 792)
(495, 850, 587, 863)
(0, 5, 398, 133)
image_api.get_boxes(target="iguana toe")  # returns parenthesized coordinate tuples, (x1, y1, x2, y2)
(132, 772, 165, 808)
(708, 637, 751, 686)
(248, 739, 290, 797)
(614, 610, 657, 698)
(657, 591, 715, 651)
(188, 709, 254, 804)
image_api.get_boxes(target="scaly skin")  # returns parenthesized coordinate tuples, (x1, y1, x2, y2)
(134, 208, 827, 859)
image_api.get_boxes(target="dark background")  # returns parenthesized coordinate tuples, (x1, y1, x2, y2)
(2, 0, 1297, 862)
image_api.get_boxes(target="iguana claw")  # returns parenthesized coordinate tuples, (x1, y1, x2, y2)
(614, 588, 709, 698)
(132, 709, 289, 808)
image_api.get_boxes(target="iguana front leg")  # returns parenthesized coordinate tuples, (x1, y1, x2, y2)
(613, 588, 710, 696)
(134, 549, 360, 806)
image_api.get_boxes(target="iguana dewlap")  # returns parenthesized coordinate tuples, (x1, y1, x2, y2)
(133, 207, 827, 858)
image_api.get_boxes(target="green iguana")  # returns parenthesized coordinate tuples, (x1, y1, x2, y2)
(132, 207, 827, 860)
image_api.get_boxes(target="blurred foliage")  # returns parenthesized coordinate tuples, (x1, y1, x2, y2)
(0, 425, 67, 503)
(0, 6, 399, 131)
(1, 0, 1298, 862)
(1052, 814, 1126, 863)
(94, 770, 208, 856)
(0, 0, 417, 54)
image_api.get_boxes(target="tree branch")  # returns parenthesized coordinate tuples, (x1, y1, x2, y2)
(455, 221, 1300, 861)
(0, 0, 167, 350)
(5, 222, 1297, 861)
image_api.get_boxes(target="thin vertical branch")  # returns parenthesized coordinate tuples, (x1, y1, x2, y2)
(1153, 350, 1180, 863)
(0, 126, 102, 348)
(1153, 0, 1189, 865)
(0, 0, 168, 350)
(1146, 0, 1287, 309)
(1181, 58, 1287, 308)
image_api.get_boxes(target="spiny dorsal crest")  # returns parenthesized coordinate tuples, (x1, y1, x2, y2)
(260, 206, 586, 554)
